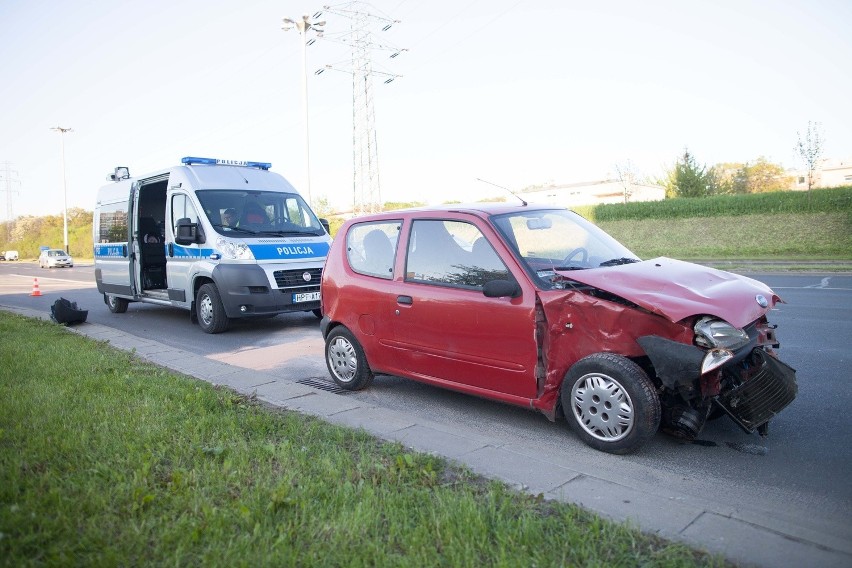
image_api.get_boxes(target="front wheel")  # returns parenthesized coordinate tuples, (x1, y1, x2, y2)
(196, 283, 230, 334)
(105, 294, 128, 314)
(325, 327, 374, 390)
(561, 353, 660, 454)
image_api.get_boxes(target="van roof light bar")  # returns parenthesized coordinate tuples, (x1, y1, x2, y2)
(181, 156, 272, 170)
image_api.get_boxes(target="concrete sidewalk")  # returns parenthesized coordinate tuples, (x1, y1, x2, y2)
(5, 304, 850, 568)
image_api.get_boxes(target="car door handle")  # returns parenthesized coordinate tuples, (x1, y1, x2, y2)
(397, 295, 413, 305)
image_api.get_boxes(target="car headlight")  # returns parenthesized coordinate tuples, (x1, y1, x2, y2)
(694, 316, 750, 350)
(216, 237, 255, 260)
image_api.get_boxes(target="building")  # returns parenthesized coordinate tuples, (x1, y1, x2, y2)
(520, 179, 666, 207)
(791, 157, 852, 189)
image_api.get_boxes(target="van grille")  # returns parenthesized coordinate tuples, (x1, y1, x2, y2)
(274, 268, 323, 290)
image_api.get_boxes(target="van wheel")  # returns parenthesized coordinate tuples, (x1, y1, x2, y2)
(312, 308, 322, 318)
(196, 283, 230, 334)
(105, 294, 128, 314)
(561, 353, 660, 454)
(325, 327, 374, 390)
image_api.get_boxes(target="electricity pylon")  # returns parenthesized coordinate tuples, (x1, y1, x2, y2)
(314, 2, 405, 215)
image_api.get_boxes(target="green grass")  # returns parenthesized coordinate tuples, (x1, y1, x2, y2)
(574, 186, 852, 221)
(0, 313, 727, 567)
(599, 212, 852, 260)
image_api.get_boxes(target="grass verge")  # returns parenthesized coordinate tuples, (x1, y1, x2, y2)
(598, 212, 852, 260)
(0, 312, 728, 567)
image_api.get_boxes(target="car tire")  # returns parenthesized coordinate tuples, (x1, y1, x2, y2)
(105, 294, 129, 314)
(325, 327, 374, 390)
(196, 283, 230, 334)
(561, 353, 660, 454)
(312, 308, 322, 319)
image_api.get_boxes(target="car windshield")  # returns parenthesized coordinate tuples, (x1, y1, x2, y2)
(490, 209, 640, 287)
(196, 190, 325, 237)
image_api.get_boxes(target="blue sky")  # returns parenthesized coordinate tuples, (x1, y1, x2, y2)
(1, 0, 850, 218)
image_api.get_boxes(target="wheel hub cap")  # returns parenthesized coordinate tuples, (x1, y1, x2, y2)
(571, 373, 634, 441)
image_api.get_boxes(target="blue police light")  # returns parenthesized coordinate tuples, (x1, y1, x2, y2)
(181, 157, 272, 170)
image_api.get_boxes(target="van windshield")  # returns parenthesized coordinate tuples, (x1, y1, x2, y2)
(196, 190, 325, 237)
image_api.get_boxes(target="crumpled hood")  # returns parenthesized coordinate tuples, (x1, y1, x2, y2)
(557, 257, 780, 328)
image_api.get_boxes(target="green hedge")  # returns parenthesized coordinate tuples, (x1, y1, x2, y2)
(574, 186, 852, 222)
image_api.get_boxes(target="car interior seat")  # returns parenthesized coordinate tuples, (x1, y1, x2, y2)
(362, 229, 395, 277)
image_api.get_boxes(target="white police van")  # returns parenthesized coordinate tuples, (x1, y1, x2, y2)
(93, 157, 331, 333)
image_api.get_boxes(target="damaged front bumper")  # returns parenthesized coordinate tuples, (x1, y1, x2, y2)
(637, 335, 798, 436)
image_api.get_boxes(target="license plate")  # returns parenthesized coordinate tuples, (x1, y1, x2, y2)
(293, 291, 320, 303)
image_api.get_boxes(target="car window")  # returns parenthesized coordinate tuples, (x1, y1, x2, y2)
(346, 221, 401, 279)
(405, 219, 510, 288)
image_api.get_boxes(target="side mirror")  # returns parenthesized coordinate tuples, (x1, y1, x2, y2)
(319, 218, 330, 234)
(175, 217, 198, 245)
(483, 279, 521, 298)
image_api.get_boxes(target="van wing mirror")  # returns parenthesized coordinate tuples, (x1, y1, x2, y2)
(482, 279, 521, 298)
(175, 217, 199, 245)
(319, 218, 330, 235)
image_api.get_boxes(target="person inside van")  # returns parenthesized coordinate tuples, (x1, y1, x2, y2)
(222, 208, 238, 227)
(241, 203, 268, 227)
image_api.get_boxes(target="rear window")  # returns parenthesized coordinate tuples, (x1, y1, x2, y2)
(346, 221, 401, 279)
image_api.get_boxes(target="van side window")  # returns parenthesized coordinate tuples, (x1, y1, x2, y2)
(98, 203, 128, 243)
(171, 194, 199, 235)
(346, 221, 401, 279)
(405, 220, 510, 289)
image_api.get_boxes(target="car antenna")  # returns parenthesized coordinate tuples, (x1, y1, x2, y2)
(475, 178, 527, 206)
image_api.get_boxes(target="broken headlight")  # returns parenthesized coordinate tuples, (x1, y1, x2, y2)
(694, 316, 750, 350)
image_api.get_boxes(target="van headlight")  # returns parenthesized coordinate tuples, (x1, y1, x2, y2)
(694, 316, 750, 350)
(216, 237, 255, 260)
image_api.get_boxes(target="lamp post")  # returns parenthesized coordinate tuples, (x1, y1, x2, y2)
(50, 126, 73, 253)
(283, 14, 325, 205)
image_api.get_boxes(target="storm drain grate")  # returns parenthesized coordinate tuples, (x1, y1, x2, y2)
(296, 378, 351, 395)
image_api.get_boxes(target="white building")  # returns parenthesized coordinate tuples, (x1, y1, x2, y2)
(792, 157, 852, 189)
(520, 179, 666, 207)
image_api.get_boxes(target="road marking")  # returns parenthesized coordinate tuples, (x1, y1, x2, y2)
(805, 277, 832, 289)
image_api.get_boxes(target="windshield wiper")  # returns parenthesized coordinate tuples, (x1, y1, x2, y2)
(598, 257, 640, 267)
(260, 229, 318, 237)
(211, 224, 259, 235)
(552, 265, 586, 271)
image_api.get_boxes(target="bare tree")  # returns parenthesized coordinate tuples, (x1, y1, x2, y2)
(796, 121, 824, 194)
(614, 160, 636, 203)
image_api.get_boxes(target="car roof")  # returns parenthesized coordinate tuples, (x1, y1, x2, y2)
(348, 202, 561, 222)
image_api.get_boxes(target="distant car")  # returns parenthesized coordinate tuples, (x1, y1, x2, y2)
(39, 249, 73, 268)
(3, 250, 18, 261)
(319, 203, 798, 454)
(0, 251, 5, 261)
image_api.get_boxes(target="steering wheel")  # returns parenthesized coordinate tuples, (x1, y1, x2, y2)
(560, 247, 588, 266)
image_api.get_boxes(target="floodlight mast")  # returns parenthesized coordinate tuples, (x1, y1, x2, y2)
(282, 14, 325, 205)
(50, 126, 73, 253)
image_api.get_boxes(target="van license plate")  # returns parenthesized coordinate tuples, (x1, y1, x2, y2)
(293, 291, 320, 303)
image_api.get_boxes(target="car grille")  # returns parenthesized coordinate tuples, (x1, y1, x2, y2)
(716, 350, 797, 432)
(273, 268, 322, 291)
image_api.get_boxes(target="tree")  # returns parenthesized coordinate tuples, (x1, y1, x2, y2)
(744, 157, 792, 193)
(665, 149, 716, 198)
(614, 160, 636, 203)
(796, 121, 824, 193)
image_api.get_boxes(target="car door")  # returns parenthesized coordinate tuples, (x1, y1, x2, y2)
(388, 217, 538, 399)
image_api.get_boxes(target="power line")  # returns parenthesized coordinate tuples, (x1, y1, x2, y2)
(314, 1, 406, 215)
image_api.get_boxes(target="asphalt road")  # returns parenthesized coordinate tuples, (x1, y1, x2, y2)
(2, 262, 851, 539)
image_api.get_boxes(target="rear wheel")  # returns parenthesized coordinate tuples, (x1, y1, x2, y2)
(561, 353, 660, 454)
(196, 283, 230, 334)
(105, 294, 128, 314)
(325, 327, 374, 390)
(312, 308, 322, 318)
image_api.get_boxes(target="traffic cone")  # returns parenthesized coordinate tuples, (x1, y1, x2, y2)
(30, 278, 42, 297)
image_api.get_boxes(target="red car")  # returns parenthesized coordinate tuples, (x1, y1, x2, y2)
(319, 204, 797, 454)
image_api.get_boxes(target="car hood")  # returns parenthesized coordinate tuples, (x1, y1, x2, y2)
(556, 257, 780, 328)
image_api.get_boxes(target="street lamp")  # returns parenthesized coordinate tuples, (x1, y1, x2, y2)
(283, 14, 325, 205)
(50, 126, 73, 253)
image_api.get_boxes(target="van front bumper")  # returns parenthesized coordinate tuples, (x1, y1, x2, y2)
(212, 264, 321, 318)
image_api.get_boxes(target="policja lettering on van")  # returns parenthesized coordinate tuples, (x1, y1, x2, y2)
(277, 245, 315, 256)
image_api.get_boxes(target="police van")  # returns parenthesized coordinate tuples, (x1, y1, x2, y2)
(93, 157, 331, 333)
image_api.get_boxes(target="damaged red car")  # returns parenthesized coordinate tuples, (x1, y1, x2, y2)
(319, 204, 797, 454)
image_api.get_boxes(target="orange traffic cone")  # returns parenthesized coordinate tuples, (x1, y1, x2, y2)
(30, 278, 42, 297)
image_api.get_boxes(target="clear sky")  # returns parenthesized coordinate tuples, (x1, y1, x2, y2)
(1, 0, 850, 219)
